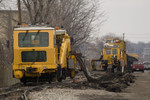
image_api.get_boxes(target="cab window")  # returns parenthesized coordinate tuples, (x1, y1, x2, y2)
(19, 32, 49, 47)
(112, 49, 118, 54)
(106, 40, 114, 43)
(105, 49, 111, 55)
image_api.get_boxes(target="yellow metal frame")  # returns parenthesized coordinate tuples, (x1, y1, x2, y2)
(13, 28, 77, 80)
(13, 29, 56, 79)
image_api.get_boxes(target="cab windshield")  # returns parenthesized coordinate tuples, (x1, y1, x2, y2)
(105, 49, 111, 55)
(106, 40, 113, 43)
(112, 49, 118, 54)
(19, 32, 49, 47)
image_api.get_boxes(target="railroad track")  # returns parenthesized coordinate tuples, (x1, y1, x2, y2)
(0, 83, 48, 100)
(0, 78, 81, 100)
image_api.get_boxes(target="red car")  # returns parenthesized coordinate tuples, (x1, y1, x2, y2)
(132, 61, 144, 73)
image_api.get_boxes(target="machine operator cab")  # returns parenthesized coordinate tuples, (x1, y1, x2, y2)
(102, 47, 120, 64)
(12, 25, 75, 83)
(13, 26, 57, 79)
(103, 39, 121, 63)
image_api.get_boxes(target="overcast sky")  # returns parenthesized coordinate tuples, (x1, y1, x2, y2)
(100, 0, 150, 43)
(3, 0, 150, 43)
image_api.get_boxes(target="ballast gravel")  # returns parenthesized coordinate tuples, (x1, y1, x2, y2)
(29, 88, 132, 100)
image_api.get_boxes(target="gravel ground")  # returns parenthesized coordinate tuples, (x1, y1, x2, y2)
(28, 70, 150, 100)
(29, 88, 134, 100)
(2, 70, 150, 100)
(28, 71, 135, 100)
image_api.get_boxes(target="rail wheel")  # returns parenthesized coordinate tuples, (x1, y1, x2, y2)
(111, 66, 115, 73)
(92, 64, 97, 71)
(62, 69, 67, 80)
(117, 62, 121, 72)
(20, 77, 26, 85)
(57, 65, 63, 82)
(48, 72, 56, 83)
(69, 69, 75, 79)
(103, 66, 107, 71)
(107, 64, 114, 74)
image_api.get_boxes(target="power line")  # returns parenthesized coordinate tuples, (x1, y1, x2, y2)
(125, 34, 150, 35)
(126, 37, 150, 38)
(123, 33, 125, 41)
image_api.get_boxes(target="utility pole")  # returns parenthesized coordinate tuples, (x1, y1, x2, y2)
(18, 0, 22, 24)
(123, 33, 125, 40)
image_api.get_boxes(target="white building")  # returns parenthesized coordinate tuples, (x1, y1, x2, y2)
(143, 48, 150, 62)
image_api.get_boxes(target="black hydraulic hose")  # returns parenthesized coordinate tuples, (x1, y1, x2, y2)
(99, 55, 103, 61)
(74, 54, 97, 82)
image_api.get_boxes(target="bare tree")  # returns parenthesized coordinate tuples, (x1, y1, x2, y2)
(89, 33, 122, 58)
(22, 0, 104, 49)
(0, 0, 4, 9)
(55, 0, 103, 49)
(22, 0, 55, 24)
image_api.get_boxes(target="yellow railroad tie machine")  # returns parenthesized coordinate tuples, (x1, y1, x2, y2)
(12, 24, 76, 84)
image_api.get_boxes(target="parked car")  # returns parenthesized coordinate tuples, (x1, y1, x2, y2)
(144, 62, 150, 70)
(132, 61, 144, 73)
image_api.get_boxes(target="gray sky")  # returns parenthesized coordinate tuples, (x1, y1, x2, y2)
(100, 0, 150, 43)
(3, 0, 150, 43)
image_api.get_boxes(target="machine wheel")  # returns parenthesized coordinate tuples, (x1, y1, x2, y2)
(142, 70, 144, 73)
(117, 66, 121, 72)
(107, 65, 113, 74)
(103, 66, 107, 71)
(117, 62, 121, 72)
(69, 69, 75, 79)
(20, 77, 26, 85)
(92, 68, 97, 71)
(111, 66, 115, 73)
(48, 73, 56, 84)
(92, 65, 97, 71)
(62, 69, 67, 80)
(57, 65, 63, 82)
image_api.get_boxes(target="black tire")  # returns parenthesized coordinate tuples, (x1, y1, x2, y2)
(117, 62, 121, 72)
(111, 66, 115, 73)
(132, 70, 134, 73)
(103, 66, 107, 71)
(20, 77, 26, 85)
(92, 69, 97, 71)
(49, 73, 56, 84)
(107, 65, 113, 73)
(57, 65, 63, 82)
(142, 70, 144, 73)
(62, 69, 67, 80)
(68, 69, 76, 79)
(92, 65, 96, 71)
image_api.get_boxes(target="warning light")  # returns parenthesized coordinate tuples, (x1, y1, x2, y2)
(55, 27, 60, 30)
(17, 23, 21, 25)
(46, 22, 50, 25)
(22, 24, 27, 27)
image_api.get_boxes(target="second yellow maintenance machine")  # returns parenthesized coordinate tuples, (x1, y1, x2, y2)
(91, 39, 127, 72)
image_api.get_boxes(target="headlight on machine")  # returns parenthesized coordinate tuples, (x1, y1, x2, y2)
(22, 67, 25, 69)
(43, 67, 47, 69)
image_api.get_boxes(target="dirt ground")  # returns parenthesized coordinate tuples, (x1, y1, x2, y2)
(29, 70, 150, 100)
(123, 70, 150, 100)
